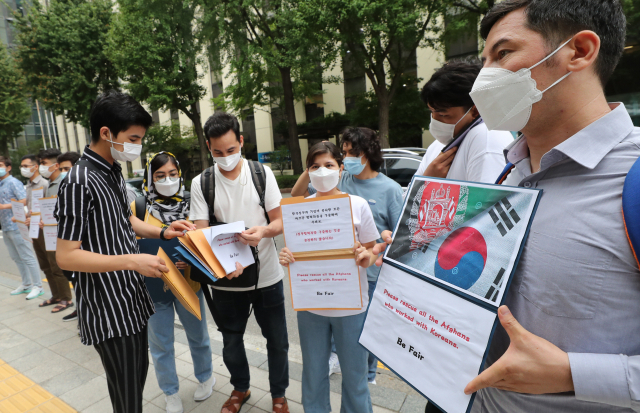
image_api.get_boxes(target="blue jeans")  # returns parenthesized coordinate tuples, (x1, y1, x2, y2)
(298, 311, 372, 413)
(148, 288, 212, 396)
(3, 229, 42, 288)
(210, 280, 289, 398)
(366, 280, 377, 382)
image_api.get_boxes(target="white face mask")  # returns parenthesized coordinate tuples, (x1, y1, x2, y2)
(309, 167, 340, 193)
(154, 176, 181, 197)
(20, 166, 35, 179)
(470, 38, 573, 132)
(39, 164, 56, 179)
(213, 151, 242, 172)
(429, 107, 473, 145)
(108, 132, 142, 163)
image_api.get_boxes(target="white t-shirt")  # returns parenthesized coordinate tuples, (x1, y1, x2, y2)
(306, 193, 380, 317)
(190, 159, 284, 291)
(415, 123, 513, 183)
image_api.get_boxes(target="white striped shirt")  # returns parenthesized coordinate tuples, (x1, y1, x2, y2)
(54, 146, 155, 346)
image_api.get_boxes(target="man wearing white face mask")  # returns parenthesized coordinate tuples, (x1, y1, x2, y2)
(190, 112, 290, 413)
(450, 1, 640, 413)
(415, 60, 513, 182)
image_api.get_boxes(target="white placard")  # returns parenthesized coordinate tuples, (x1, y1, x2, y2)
(39, 197, 58, 225)
(11, 199, 26, 222)
(29, 215, 41, 239)
(360, 264, 496, 413)
(17, 222, 31, 243)
(289, 258, 362, 310)
(204, 222, 254, 274)
(43, 225, 58, 251)
(282, 196, 354, 253)
(31, 188, 44, 214)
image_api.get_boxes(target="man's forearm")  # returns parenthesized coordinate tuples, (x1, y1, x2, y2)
(263, 217, 283, 238)
(57, 247, 136, 273)
(131, 215, 162, 239)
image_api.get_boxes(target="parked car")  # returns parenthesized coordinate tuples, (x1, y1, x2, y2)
(381, 148, 426, 189)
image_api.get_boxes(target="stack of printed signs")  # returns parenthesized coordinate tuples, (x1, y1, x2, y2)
(174, 222, 255, 281)
(359, 177, 541, 413)
(280, 193, 361, 311)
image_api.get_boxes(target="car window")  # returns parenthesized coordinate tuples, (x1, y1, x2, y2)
(384, 157, 421, 188)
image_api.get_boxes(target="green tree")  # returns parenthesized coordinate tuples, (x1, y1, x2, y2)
(316, 0, 446, 147)
(203, 0, 332, 174)
(108, 0, 210, 169)
(270, 145, 291, 175)
(0, 42, 31, 157)
(11, 0, 119, 127)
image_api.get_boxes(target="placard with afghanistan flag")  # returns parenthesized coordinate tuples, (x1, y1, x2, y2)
(359, 176, 541, 413)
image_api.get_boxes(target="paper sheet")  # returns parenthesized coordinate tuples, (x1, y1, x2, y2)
(158, 247, 201, 320)
(31, 188, 44, 214)
(17, 222, 31, 243)
(39, 197, 58, 225)
(43, 225, 58, 251)
(289, 258, 362, 310)
(204, 222, 254, 274)
(11, 199, 26, 222)
(359, 264, 496, 413)
(29, 215, 41, 238)
(282, 195, 354, 253)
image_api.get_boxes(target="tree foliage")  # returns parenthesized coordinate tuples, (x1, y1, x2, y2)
(203, 0, 333, 174)
(0, 42, 31, 157)
(314, 0, 446, 147)
(108, 0, 210, 169)
(11, 0, 119, 127)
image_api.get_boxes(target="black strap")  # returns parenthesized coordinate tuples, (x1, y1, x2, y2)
(247, 160, 270, 224)
(134, 196, 146, 222)
(201, 166, 217, 225)
(200, 283, 247, 335)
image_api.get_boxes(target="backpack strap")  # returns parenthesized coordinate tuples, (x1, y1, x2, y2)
(622, 157, 640, 269)
(134, 196, 146, 222)
(495, 162, 515, 185)
(247, 160, 271, 224)
(201, 166, 217, 225)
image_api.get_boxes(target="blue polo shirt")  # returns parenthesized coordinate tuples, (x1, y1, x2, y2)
(0, 175, 27, 231)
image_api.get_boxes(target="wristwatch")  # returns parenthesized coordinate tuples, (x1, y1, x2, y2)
(160, 226, 168, 241)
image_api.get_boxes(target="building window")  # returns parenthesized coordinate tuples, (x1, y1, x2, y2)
(152, 110, 160, 124)
(343, 52, 366, 114)
(241, 108, 258, 161)
(444, 16, 479, 60)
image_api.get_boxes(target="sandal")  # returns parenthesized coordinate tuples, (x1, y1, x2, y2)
(221, 390, 250, 413)
(273, 397, 289, 413)
(39, 298, 60, 307)
(51, 301, 74, 313)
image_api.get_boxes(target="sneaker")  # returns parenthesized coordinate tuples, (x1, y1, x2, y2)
(165, 393, 183, 413)
(329, 352, 341, 376)
(10, 285, 31, 295)
(26, 286, 44, 300)
(369, 379, 377, 385)
(63, 310, 78, 322)
(194, 376, 215, 401)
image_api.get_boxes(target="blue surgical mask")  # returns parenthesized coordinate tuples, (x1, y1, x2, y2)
(59, 172, 68, 181)
(0, 168, 6, 177)
(343, 156, 367, 175)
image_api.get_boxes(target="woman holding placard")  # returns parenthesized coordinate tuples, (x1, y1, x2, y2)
(279, 142, 380, 413)
(131, 152, 214, 413)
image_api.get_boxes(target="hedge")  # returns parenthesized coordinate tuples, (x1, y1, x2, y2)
(275, 174, 300, 189)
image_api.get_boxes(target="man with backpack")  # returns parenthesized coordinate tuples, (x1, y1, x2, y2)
(189, 112, 289, 413)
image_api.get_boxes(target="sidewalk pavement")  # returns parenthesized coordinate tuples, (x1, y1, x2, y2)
(0, 270, 427, 413)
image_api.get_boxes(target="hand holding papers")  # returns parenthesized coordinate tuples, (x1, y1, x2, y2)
(10, 199, 26, 222)
(281, 194, 361, 311)
(157, 247, 201, 320)
(39, 196, 58, 225)
(29, 215, 41, 239)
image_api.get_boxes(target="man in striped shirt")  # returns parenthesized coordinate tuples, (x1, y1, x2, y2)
(55, 91, 195, 413)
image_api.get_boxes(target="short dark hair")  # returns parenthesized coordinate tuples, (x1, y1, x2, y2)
(306, 141, 343, 169)
(340, 127, 383, 171)
(204, 112, 241, 142)
(57, 151, 81, 166)
(38, 148, 62, 163)
(0, 156, 11, 167)
(21, 154, 38, 164)
(421, 59, 482, 111)
(89, 90, 153, 143)
(480, 0, 626, 86)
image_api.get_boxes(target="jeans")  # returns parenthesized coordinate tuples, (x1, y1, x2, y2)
(148, 288, 213, 396)
(3, 229, 42, 288)
(210, 280, 289, 398)
(367, 280, 377, 382)
(298, 311, 372, 413)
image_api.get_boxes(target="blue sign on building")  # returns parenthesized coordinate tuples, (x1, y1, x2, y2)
(258, 152, 272, 163)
